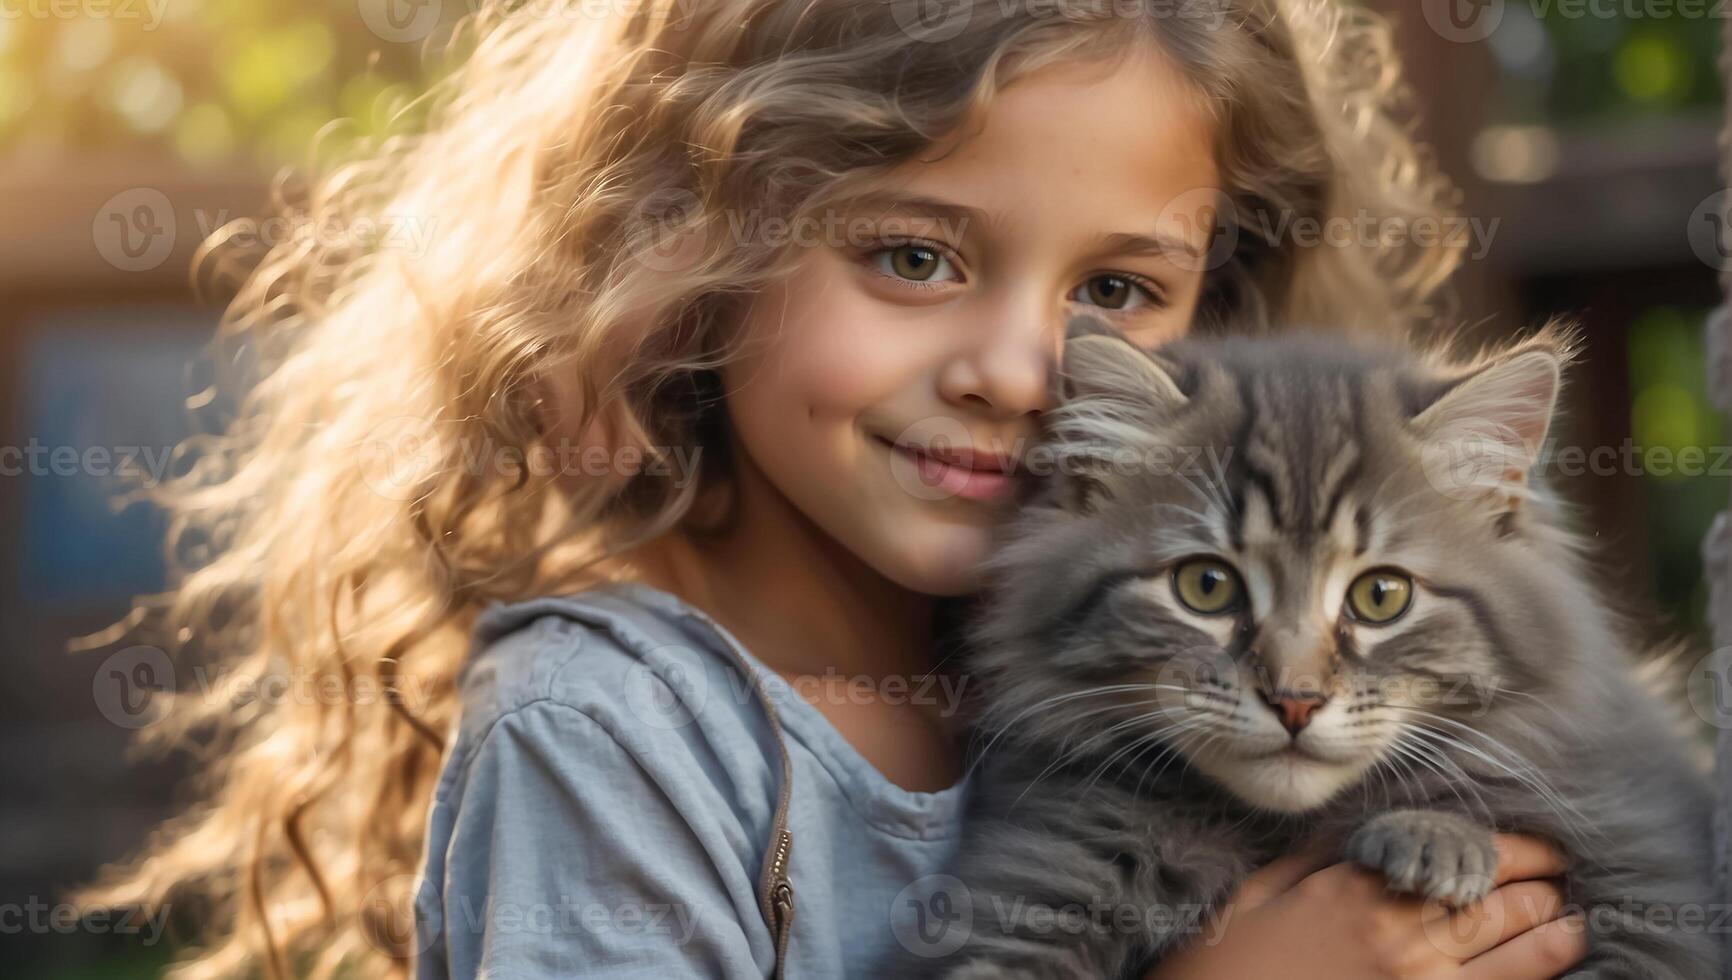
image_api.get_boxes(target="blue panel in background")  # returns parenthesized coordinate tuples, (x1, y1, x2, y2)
(18, 308, 216, 608)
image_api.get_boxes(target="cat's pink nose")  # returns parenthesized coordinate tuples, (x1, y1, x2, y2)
(1261, 691, 1327, 735)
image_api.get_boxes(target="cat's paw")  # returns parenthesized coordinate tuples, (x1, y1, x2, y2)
(1345, 809, 1498, 908)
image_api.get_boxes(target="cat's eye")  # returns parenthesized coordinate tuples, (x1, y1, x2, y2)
(1171, 558, 1244, 615)
(1346, 569, 1413, 624)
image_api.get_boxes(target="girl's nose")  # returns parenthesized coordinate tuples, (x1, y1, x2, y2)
(936, 304, 1062, 420)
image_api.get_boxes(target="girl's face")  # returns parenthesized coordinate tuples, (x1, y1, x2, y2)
(721, 44, 1220, 597)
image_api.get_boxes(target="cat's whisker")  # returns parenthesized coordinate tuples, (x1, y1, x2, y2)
(1092, 729, 1181, 807)
(1362, 748, 1389, 808)
(1362, 735, 1406, 810)
(1011, 712, 1206, 811)
(1148, 501, 1215, 526)
(966, 683, 1170, 779)
(1072, 717, 1212, 805)
(1162, 725, 1229, 787)
(1129, 736, 1198, 802)
(1400, 709, 1577, 805)
(1483, 685, 1577, 730)
(973, 683, 1162, 735)
(1400, 723, 1599, 848)
(1367, 738, 1423, 810)
(1043, 698, 1186, 767)
(1387, 731, 1492, 824)
(1012, 701, 1189, 783)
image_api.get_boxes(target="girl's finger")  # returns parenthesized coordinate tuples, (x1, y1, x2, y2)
(1488, 834, 1570, 886)
(1232, 845, 1335, 911)
(1461, 912, 1589, 980)
(1421, 880, 1567, 960)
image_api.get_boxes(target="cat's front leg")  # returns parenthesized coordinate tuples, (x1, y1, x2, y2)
(1345, 808, 1499, 908)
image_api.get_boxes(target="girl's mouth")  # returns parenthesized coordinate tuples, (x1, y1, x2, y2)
(874, 435, 1023, 503)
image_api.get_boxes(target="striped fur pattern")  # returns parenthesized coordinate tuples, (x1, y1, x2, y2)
(922, 316, 1717, 979)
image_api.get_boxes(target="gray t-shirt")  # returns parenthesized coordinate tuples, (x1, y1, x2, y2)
(413, 580, 974, 977)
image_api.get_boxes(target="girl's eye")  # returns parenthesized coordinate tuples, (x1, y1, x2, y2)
(1071, 274, 1164, 313)
(1172, 558, 1244, 615)
(1345, 569, 1413, 624)
(869, 243, 960, 287)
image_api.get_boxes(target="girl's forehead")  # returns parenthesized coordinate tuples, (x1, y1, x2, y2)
(857, 47, 1220, 243)
(835, 71, 1219, 273)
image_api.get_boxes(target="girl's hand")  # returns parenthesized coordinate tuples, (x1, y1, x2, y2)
(1148, 834, 1588, 980)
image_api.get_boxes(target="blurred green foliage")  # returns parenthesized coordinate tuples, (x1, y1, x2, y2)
(1626, 306, 1729, 636)
(0, 0, 445, 167)
(1492, 1, 1722, 123)
(2, 2, 1721, 155)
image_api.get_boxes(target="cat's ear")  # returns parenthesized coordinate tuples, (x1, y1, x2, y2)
(1046, 315, 1189, 514)
(1056, 314, 1188, 415)
(1409, 328, 1574, 517)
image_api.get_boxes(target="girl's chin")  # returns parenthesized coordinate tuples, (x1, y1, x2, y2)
(872, 527, 996, 597)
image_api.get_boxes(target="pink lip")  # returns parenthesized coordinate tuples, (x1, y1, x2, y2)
(922, 444, 1018, 474)
(879, 437, 1023, 503)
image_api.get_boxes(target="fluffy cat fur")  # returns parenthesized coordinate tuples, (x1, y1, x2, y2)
(917, 315, 1718, 979)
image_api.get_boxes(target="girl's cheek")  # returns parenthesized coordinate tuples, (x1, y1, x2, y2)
(747, 267, 941, 412)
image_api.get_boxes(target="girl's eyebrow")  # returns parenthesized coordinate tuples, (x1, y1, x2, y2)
(844, 191, 988, 233)
(1085, 229, 1205, 263)
(844, 191, 1202, 262)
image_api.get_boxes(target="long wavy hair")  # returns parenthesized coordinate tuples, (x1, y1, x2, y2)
(68, 1, 1465, 976)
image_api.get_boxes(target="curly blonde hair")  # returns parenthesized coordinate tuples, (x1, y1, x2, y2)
(68, 1, 1464, 977)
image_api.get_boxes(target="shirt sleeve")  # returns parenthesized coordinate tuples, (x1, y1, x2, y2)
(414, 698, 773, 979)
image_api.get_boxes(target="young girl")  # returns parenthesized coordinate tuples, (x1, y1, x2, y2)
(73, 0, 1590, 977)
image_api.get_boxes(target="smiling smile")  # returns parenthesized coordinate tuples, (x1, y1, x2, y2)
(874, 435, 1023, 503)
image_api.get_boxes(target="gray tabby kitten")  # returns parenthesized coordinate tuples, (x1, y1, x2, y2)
(918, 315, 1717, 979)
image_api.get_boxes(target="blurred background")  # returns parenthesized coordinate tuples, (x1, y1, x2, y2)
(0, 1, 1727, 975)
